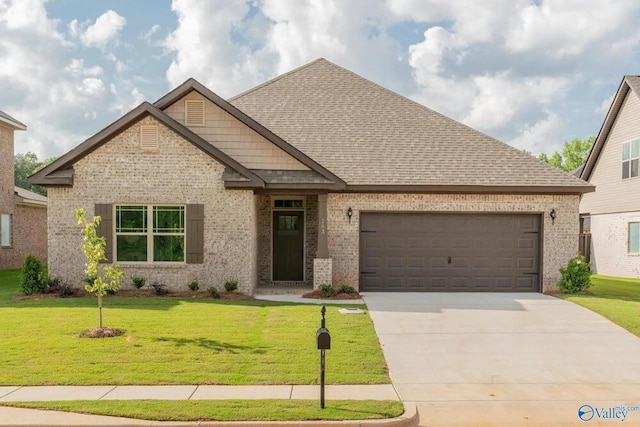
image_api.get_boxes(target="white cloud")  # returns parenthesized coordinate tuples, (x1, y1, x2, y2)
(595, 95, 614, 117)
(69, 10, 126, 48)
(509, 112, 564, 154)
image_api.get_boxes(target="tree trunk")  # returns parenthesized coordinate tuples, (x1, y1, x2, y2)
(98, 294, 103, 329)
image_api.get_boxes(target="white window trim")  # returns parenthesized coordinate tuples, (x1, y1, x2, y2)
(114, 204, 186, 264)
(622, 139, 639, 180)
(1, 214, 11, 247)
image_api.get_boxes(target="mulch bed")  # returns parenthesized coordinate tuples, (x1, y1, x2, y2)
(78, 327, 126, 338)
(302, 290, 362, 300)
(13, 289, 255, 301)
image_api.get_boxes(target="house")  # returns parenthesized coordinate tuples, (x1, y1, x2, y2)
(579, 75, 640, 278)
(31, 59, 593, 293)
(0, 110, 48, 270)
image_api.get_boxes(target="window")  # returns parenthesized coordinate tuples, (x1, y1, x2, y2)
(0, 214, 11, 247)
(622, 140, 639, 179)
(629, 222, 640, 254)
(115, 205, 185, 262)
(273, 199, 304, 209)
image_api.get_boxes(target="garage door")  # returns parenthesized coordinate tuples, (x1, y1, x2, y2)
(360, 213, 540, 292)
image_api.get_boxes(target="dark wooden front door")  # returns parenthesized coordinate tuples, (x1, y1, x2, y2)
(273, 211, 304, 281)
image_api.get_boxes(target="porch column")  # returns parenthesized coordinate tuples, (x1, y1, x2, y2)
(316, 193, 329, 258)
(313, 193, 332, 288)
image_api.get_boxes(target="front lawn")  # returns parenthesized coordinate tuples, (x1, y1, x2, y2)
(560, 275, 640, 337)
(0, 270, 388, 385)
(4, 400, 404, 421)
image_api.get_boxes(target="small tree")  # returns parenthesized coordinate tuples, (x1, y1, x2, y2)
(76, 209, 124, 329)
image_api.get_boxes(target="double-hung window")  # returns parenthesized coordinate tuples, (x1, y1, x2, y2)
(622, 140, 639, 179)
(115, 205, 185, 262)
(629, 222, 640, 254)
(0, 214, 11, 247)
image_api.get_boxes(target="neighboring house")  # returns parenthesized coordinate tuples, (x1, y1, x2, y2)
(0, 110, 48, 270)
(31, 59, 593, 293)
(580, 75, 640, 278)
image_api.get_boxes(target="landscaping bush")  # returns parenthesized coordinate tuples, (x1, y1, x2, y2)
(224, 279, 238, 292)
(188, 280, 199, 292)
(558, 255, 592, 293)
(47, 276, 61, 290)
(20, 255, 46, 295)
(339, 284, 356, 294)
(318, 284, 336, 297)
(208, 287, 220, 299)
(58, 284, 78, 298)
(131, 276, 146, 289)
(151, 282, 168, 296)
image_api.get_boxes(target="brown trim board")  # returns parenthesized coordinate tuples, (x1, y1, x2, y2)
(342, 184, 594, 195)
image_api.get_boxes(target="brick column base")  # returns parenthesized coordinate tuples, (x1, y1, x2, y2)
(313, 258, 333, 289)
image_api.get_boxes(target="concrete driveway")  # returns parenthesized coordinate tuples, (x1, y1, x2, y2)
(362, 292, 640, 426)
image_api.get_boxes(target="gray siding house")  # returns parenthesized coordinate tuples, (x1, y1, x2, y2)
(32, 59, 593, 293)
(580, 76, 640, 277)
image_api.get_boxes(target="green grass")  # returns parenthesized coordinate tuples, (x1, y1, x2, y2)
(2, 400, 404, 421)
(559, 275, 640, 336)
(0, 270, 388, 385)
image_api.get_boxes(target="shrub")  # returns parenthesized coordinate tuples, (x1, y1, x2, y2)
(20, 255, 46, 295)
(47, 276, 61, 290)
(319, 284, 336, 297)
(339, 284, 356, 294)
(58, 284, 78, 298)
(558, 255, 592, 294)
(188, 280, 200, 292)
(131, 276, 146, 289)
(208, 287, 220, 299)
(224, 279, 238, 292)
(151, 282, 168, 296)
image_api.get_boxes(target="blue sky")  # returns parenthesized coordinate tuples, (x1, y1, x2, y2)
(2, 0, 640, 160)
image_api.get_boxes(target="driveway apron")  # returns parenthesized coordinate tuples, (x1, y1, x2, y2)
(362, 292, 640, 426)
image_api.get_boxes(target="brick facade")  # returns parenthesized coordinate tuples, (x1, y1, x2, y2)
(326, 193, 580, 292)
(47, 116, 257, 293)
(0, 123, 48, 270)
(589, 212, 640, 277)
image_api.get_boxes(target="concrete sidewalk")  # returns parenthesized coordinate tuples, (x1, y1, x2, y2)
(0, 384, 399, 402)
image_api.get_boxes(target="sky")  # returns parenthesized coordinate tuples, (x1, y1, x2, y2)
(2, 0, 640, 160)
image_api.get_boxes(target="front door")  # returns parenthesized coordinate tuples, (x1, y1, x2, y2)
(273, 211, 305, 281)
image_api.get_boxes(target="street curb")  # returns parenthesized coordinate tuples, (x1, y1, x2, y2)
(0, 402, 419, 427)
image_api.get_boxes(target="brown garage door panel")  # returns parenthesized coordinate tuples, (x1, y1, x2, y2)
(359, 213, 541, 292)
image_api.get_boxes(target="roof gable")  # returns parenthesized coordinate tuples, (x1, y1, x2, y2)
(154, 78, 345, 189)
(231, 59, 593, 194)
(29, 102, 263, 188)
(0, 109, 26, 130)
(581, 76, 640, 181)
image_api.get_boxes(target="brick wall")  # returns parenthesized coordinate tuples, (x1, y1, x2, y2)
(47, 116, 257, 293)
(0, 204, 48, 269)
(327, 193, 580, 292)
(589, 212, 640, 278)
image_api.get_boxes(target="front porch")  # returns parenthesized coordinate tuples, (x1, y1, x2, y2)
(255, 193, 332, 290)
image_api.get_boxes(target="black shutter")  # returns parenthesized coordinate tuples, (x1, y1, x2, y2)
(186, 204, 204, 264)
(94, 204, 113, 263)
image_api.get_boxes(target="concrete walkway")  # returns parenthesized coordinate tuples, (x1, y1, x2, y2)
(0, 384, 398, 402)
(362, 292, 640, 426)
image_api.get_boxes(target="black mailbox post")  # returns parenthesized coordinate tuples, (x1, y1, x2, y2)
(316, 305, 330, 408)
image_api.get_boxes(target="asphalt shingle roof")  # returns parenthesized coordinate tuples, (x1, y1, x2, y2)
(230, 59, 592, 189)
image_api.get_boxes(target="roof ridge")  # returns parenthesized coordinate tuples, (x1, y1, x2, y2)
(228, 58, 328, 101)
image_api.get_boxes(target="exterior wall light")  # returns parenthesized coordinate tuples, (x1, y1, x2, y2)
(347, 207, 353, 224)
(550, 208, 557, 224)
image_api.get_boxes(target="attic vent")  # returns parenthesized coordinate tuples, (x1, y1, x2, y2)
(140, 125, 159, 151)
(185, 100, 205, 126)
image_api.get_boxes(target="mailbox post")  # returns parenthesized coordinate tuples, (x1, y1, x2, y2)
(316, 305, 331, 409)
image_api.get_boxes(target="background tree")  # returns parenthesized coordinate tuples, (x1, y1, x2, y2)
(14, 152, 57, 196)
(537, 136, 595, 172)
